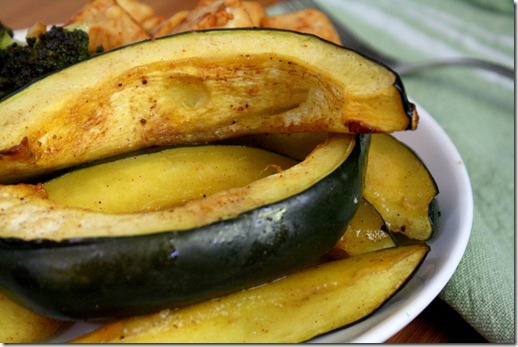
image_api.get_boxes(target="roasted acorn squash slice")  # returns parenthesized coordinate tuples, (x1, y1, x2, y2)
(364, 134, 439, 241)
(0, 29, 416, 184)
(72, 244, 429, 343)
(0, 134, 369, 320)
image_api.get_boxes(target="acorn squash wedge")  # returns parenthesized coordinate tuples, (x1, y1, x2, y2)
(0, 28, 417, 184)
(0, 134, 369, 320)
(364, 134, 439, 241)
(71, 243, 429, 343)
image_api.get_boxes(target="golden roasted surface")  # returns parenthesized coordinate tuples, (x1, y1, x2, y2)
(0, 30, 414, 183)
(67, 0, 338, 45)
(160, 0, 256, 35)
(71, 244, 429, 343)
(0, 135, 354, 240)
(0, 0, 417, 183)
(67, 0, 151, 51)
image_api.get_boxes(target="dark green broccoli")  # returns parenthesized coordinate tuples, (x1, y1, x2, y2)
(0, 21, 14, 49)
(0, 23, 98, 100)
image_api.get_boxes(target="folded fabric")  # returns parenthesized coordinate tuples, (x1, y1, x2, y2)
(269, 0, 514, 343)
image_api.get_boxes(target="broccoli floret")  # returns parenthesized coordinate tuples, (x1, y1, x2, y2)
(0, 21, 14, 49)
(0, 23, 96, 100)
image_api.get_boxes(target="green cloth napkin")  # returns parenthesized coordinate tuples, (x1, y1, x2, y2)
(268, 0, 515, 343)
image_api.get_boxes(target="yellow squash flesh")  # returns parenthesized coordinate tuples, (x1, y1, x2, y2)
(0, 293, 62, 343)
(44, 145, 298, 214)
(0, 134, 355, 241)
(364, 134, 438, 240)
(71, 244, 429, 343)
(330, 198, 396, 258)
(0, 29, 417, 184)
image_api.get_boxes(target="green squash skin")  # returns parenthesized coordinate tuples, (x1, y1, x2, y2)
(0, 135, 370, 321)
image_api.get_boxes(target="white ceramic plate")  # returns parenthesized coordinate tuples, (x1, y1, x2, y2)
(12, 29, 472, 343)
